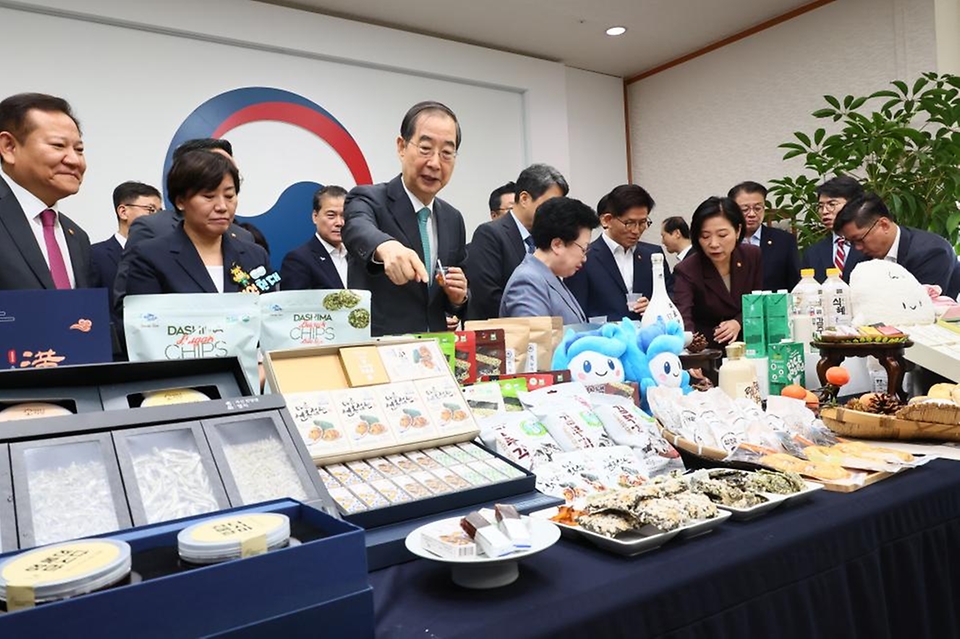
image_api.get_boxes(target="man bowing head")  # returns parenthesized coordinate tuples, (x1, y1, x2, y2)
(341, 101, 468, 336)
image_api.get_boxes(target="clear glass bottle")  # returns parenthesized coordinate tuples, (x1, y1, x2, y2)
(640, 253, 684, 330)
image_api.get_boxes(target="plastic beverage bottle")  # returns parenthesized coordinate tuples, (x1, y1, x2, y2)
(790, 269, 823, 345)
(718, 342, 761, 404)
(640, 253, 684, 330)
(821, 268, 852, 328)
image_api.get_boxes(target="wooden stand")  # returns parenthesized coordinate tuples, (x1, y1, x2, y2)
(811, 340, 914, 402)
(680, 348, 723, 386)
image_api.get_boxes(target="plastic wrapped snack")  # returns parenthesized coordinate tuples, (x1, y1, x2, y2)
(538, 401, 614, 451)
(590, 394, 683, 476)
(479, 411, 564, 469)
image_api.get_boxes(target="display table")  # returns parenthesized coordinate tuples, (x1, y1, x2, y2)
(811, 340, 915, 401)
(372, 459, 960, 639)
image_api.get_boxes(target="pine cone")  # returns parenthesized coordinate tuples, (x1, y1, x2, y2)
(845, 397, 866, 412)
(688, 332, 708, 353)
(856, 392, 902, 415)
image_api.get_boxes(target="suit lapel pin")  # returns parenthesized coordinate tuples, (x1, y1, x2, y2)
(68, 228, 74, 235)
(736, 262, 742, 268)
(230, 232, 237, 238)
(767, 240, 772, 245)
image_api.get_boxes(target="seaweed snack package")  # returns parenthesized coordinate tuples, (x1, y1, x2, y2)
(497, 377, 529, 412)
(415, 376, 478, 436)
(259, 290, 371, 353)
(461, 381, 505, 417)
(478, 410, 564, 470)
(285, 390, 352, 460)
(490, 317, 556, 372)
(465, 320, 528, 374)
(590, 394, 684, 476)
(125, 293, 260, 393)
(331, 386, 397, 453)
(413, 332, 457, 376)
(581, 446, 650, 488)
(474, 329, 507, 379)
(517, 381, 592, 415)
(453, 330, 478, 384)
(538, 400, 615, 451)
(533, 452, 600, 506)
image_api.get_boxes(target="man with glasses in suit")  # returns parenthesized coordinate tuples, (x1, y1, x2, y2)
(800, 175, 865, 282)
(729, 180, 801, 292)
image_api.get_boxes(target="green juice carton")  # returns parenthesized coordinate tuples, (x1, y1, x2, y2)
(741, 292, 766, 357)
(768, 340, 805, 392)
(764, 291, 791, 346)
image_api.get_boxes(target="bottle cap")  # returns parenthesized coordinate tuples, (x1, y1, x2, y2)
(725, 342, 745, 359)
(800, 268, 815, 277)
(825, 268, 840, 277)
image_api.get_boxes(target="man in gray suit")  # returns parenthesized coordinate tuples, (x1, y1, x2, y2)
(0, 93, 92, 290)
(112, 138, 253, 307)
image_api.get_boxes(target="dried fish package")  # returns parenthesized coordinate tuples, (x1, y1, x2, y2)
(20, 439, 126, 547)
(122, 427, 226, 524)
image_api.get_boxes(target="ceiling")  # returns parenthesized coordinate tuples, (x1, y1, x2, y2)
(257, 0, 820, 78)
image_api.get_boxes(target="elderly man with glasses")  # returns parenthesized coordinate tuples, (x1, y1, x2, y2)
(341, 101, 469, 336)
(567, 183, 673, 322)
(834, 192, 958, 297)
(729, 180, 801, 292)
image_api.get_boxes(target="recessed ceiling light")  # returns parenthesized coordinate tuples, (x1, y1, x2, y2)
(606, 26, 627, 36)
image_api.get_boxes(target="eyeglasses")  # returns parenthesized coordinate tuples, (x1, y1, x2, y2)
(407, 140, 457, 163)
(845, 218, 880, 246)
(739, 204, 765, 215)
(571, 240, 588, 256)
(124, 203, 160, 214)
(816, 199, 843, 213)
(614, 217, 650, 230)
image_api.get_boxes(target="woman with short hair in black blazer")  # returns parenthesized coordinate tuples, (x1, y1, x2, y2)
(672, 196, 762, 349)
(124, 150, 277, 297)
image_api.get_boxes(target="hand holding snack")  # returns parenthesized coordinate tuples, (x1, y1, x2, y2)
(439, 264, 468, 306)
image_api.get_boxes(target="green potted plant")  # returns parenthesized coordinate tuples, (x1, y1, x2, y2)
(768, 72, 960, 251)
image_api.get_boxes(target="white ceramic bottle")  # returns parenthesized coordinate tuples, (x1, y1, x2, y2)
(640, 253, 684, 330)
(718, 342, 761, 404)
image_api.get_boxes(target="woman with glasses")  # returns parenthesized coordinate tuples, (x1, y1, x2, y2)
(499, 196, 599, 324)
(122, 150, 277, 297)
(672, 196, 762, 349)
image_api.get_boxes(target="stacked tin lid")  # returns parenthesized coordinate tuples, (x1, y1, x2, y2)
(177, 513, 290, 564)
(0, 539, 131, 607)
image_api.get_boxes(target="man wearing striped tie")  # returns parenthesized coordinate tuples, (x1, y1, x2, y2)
(0, 93, 92, 291)
(800, 175, 866, 283)
(342, 101, 469, 336)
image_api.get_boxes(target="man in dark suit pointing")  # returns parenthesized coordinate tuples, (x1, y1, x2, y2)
(0, 93, 92, 291)
(341, 101, 469, 336)
(281, 185, 348, 290)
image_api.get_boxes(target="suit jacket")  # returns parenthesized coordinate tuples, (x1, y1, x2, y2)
(0, 174, 92, 290)
(123, 224, 275, 297)
(500, 254, 586, 325)
(895, 226, 957, 293)
(90, 235, 125, 357)
(800, 234, 866, 283)
(947, 258, 960, 300)
(673, 244, 763, 348)
(463, 212, 527, 320)
(566, 238, 673, 323)
(280, 236, 345, 290)
(756, 226, 801, 292)
(113, 208, 253, 309)
(341, 175, 467, 336)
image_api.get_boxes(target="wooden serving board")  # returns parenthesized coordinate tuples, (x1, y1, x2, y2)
(812, 469, 894, 493)
(821, 407, 960, 442)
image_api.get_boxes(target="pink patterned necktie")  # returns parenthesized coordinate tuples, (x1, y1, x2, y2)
(40, 209, 72, 289)
(834, 237, 845, 271)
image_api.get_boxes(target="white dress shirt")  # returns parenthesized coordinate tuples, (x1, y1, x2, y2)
(114, 232, 127, 250)
(317, 233, 348, 286)
(601, 232, 634, 290)
(4, 171, 77, 287)
(884, 226, 902, 263)
(745, 226, 763, 247)
(677, 244, 692, 262)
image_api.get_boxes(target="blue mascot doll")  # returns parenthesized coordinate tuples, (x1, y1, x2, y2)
(551, 320, 647, 387)
(635, 318, 692, 410)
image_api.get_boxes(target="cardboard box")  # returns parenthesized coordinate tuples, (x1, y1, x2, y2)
(340, 346, 390, 387)
(0, 500, 372, 639)
(113, 422, 232, 526)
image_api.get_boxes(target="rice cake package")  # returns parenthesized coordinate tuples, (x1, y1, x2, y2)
(414, 376, 476, 435)
(457, 442, 494, 460)
(330, 387, 397, 451)
(328, 486, 367, 513)
(483, 457, 527, 479)
(285, 391, 351, 459)
(432, 466, 473, 491)
(385, 453, 421, 475)
(366, 456, 405, 478)
(439, 445, 477, 464)
(345, 460, 384, 483)
(447, 463, 491, 486)
(377, 341, 448, 381)
(258, 290, 371, 352)
(538, 401, 615, 451)
(349, 482, 390, 509)
(371, 478, 412, 504)
(412, 470, 453, 495)
(590, 394, 684, 476)
(317, 468, 342, 491)
(479, 411, 564, 470)
(404, 450, 443, 471)
(413, 332, 457, 375)
(377, 381, 439, 441)
(124, 293, 260, 393)
(466, 460, 508, 483)
(392, 474, 432, 500)
(422, 448, 459, 467)
(461, 382, 505, 417)
(323, 463, 361, 486)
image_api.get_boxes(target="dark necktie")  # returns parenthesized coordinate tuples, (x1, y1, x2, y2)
(524, 236, 535, 254)
(40, 209, 72, 289)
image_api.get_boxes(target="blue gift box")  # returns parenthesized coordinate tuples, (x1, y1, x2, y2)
(0, 499, 372, 638)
